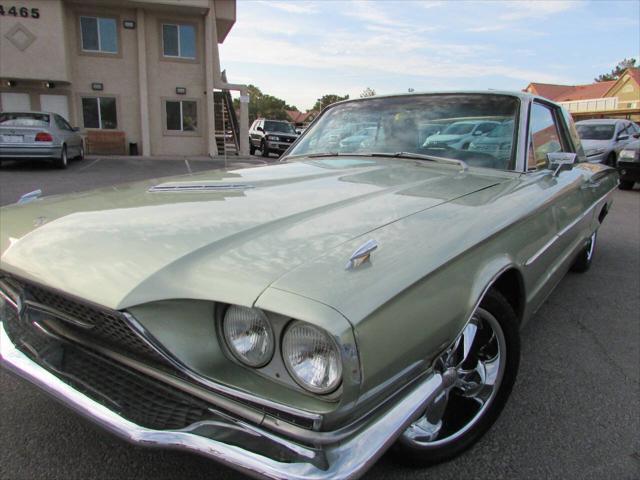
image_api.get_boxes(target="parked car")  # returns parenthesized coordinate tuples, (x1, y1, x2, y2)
(0, 111, 84, 169)
(248, 119, 298, 157)
(468, 120, 515, 164)
(423, 119, 499, 149)
(617, 139, 640, 190)
(339, 126, 378, 149)
(575, 119, 639, 166)
(1, 91, 617, 480)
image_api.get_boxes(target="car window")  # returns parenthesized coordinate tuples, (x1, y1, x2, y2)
(264, 121, 295, 133)
(54, 115, 72, 131)
(289, 94, 520, 170)
(528, 103, 563, 170)
(575, 124, 615, 140)
(443, 123, 474, 135)
(476, 123, 498, 134)
(0, 112, 50, 127)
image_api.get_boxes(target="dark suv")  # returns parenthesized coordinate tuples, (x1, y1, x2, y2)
(249, 119, 299, 157)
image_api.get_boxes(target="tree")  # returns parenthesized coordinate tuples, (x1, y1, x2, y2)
(232, 84, 297, 123)
(313, 94, 349, 112)
(594, 58, 637, 82)
(360, 87, 376, 98)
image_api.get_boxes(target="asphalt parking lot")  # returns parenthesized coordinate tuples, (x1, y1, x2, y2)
(0, 157, 638, 480)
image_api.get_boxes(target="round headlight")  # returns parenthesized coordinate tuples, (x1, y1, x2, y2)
(222, 306, 274, 367)
(282, 322, 342, 394)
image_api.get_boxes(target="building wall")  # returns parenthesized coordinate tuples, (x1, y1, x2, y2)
(606, 73, 640, 109)
(0, 0, 69, 82)
(63, 3, 142, 146)
(0, 0, 240, 156)
(144, 11, 208, 155)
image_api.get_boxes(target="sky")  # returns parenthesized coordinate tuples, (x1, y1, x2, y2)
(219, 0, 640, 111)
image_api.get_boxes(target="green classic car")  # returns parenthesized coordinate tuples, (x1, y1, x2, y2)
(0, 92, 618, 479)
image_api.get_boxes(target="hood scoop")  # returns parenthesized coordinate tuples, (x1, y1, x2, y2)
(149, 181, 255, 193)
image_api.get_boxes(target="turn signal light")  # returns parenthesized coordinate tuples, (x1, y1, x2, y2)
(35, 132, 53, 142)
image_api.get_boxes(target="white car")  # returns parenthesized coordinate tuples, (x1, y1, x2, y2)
(423, 120, 499, 150)
(576, 119, 640, 166)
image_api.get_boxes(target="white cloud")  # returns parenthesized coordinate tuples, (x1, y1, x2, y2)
(257, 1, 320, 14)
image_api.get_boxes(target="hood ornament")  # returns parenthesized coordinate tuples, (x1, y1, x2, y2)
(346, 239, 378, 270)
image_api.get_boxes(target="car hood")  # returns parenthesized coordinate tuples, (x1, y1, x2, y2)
(425, 134, 465, 143)
(0, 158, 508, 310)
(581, 139, 611, 150)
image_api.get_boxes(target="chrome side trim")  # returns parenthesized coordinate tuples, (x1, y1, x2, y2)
(525, 189, 614, 267)
(148, 184, 254, 193)
(1, 319, 444, 480)
(25, 300, 95, 329)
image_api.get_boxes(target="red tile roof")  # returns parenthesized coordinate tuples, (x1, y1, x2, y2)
(526, 81, 615, 101)
(286, 110, 317, 123)
(526, 69, 640, 102)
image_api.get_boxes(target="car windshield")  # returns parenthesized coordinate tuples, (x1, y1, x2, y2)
(287, 94, 520, 170)
(576, 124, 615, 140)
(443, 122, 475, 135)
(487, 121, 514, 138)
(264, 121, 296, 134)
(0, 112, 50, 127)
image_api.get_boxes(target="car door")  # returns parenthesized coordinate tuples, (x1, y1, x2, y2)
(615, 122, 632, 153)
(523, 101, 590, 312)
(54, 114, 81, 155)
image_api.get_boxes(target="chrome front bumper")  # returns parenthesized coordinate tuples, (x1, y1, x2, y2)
(0, 320, 444, 480)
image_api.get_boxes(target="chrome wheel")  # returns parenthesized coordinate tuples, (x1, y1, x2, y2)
(401, 308, 506, 448)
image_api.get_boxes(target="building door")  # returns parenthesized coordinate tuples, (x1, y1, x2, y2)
(0, 92, 31, 111)
(40, 94, 70, 122)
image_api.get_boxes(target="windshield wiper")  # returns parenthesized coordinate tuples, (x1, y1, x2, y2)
(370, 152, 468, 171)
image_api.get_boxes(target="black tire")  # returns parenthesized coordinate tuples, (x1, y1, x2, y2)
(261, 140, 270, 158)
(571, 231, 596, 273)
(619, 180, 634, 190)
(249, 142, 256, 155)
(77, 143, 84, 161)
(54, 145, 68, 169)
(392, 288, 520, 466)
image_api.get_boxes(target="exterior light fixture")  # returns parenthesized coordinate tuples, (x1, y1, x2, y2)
(91, 82, 104, 91)
(44, 81, 55, 89)
(5, 80, 16, 87)
(176, 87, 186, 95)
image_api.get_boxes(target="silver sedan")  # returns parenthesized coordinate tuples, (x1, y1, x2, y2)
(0, 111, 84, 169)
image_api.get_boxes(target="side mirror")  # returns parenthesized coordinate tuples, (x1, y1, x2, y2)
(547, 152, 577, 176)
(617, 134, 629, 141)
(633, 133, 640, 139)
(473, 130, 482, 136)
(72, 127, 80, 132)
(257, 126, 264, 132)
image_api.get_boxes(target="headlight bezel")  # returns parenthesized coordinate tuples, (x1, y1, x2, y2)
(221, 305, 275, 368)
(216, 304, 347, 397)
(282, 321, 343, 395)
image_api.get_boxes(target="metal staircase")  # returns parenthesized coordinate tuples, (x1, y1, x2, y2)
(213, 73, 240, 156)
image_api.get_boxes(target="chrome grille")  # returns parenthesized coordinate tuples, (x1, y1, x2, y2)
(59, 345, 213, 430)
(8, 277, 168, 366)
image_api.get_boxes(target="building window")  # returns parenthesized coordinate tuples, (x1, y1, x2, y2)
(165, 100, 197, 132)
(162, 24, 196, 59)
(82, 97, 117, 129)
(80, 16, 118, 53)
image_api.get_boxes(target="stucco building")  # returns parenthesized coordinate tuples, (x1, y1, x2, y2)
(0, 0, 249, 156)
(524, 68, 640, 122)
